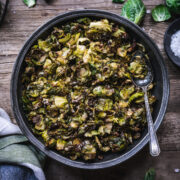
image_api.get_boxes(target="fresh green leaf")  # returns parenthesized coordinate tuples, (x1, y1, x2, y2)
(121, 0, 146, 25)
(112, 0, 125, 4)
(152, 5, 171, 22)
(144, 168, 156, 180)
(166, 0, 180, 15)
(23, 0, 36, 8)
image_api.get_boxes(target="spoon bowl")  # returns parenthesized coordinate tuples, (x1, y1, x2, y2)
(133, 70, 153, 87)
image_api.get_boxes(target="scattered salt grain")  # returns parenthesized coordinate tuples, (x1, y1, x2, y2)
(146, 9, 151, 14)
(67, 8, 75, 11)
(170, 30, 180, 58)
(148, 28, 152, 35)
(142, 27, 145, 31)
(174, 168, 180, 173)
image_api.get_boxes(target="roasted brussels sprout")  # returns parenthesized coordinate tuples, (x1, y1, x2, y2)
(22, 18, 155, 161)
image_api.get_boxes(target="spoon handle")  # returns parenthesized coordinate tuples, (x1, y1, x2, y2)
(142, 86, 160, 157)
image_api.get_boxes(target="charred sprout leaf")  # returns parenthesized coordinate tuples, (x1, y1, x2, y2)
(23, 0, 36, 8)
(42, 130, 49, 142)
(56, 139, 66, 151)
(93, 86, 114, 96)
(54, 96, 68, 108)
(129, 92, 144, 103)
(22, 18, 155, 161)
(152, 5, 171, 22)
(112, 27, 126, 37)
(166, 0, 180, 15)
(96, 99, 113, 111)
(129, 61, 143, 74)
(121, 0, 146, 25)
(82, 143, 96, 160)
(35, 118, 45, 131)
(144, 168, 156, 180)
(89, 19, 112, 32)
(112, 0, 125, 4)
(77, 17, 91, 24)
(120, 86, 135, 100)
(59, 33, 71, 43)
(38, 40, 52, 52)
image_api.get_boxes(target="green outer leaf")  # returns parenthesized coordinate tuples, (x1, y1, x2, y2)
(144, 168, 156, 180)
(166, 0, 180, 15)
(152, 5, 171, 22)
(23, 0, 36, 8)
(121, 0, 146, 25)
(112, 0, 125, 4)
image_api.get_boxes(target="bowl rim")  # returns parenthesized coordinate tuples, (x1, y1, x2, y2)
(11, 9, 169, 169)
(164, 18, 180, 67)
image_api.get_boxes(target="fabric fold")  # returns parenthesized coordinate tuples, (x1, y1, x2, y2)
(0, 108, 46, 180)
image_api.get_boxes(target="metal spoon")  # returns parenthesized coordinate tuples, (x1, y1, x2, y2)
(131, 51, 160, 157)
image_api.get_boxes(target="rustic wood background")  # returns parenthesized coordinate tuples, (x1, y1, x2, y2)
(0, 0, 180, 179)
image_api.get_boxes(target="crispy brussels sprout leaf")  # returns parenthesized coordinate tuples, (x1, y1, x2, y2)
(129, 92, 144, 103)
(96, 99, 113, 111)
(89, 19, 112, 32)
(42, 130, 49, 142)
(120, 86, 135, 100)
(38, 40, 52, 52)
(54, 96, 68, 108)
(56, 139, 66, 151)
(93, 86, 114, 96)
(82, 144, 96, 160)
(35, 119, 45, 131)
(59, 33, 71, 43)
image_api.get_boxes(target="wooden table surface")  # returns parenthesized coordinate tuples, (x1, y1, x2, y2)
(0, 0, 180, 179)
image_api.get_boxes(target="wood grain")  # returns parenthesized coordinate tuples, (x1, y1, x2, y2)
(45, 149, 180, 180)
(0, 0, 180, 179)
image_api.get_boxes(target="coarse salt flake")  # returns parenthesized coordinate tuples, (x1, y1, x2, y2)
(170, 30, 180, 58)
(146, 9, 151, 14)
(174, 168, 180, 173)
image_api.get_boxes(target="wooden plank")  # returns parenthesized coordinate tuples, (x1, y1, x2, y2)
(0, 0, 180, 179)
(9, 0, 163, 10)
(45, 149, 180, 180)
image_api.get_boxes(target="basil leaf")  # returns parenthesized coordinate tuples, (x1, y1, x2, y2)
(23, 0, 36, 8)
(112, 0, 125, 3)
(121, 0, 146, 25)
(166, 0, 180, 15)
(144, 168, 156, 180)
(152, 5, 171, 22)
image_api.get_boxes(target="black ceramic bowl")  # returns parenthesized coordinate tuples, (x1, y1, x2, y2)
(11, 10, 169, 169)
(164, 18, 180, 67)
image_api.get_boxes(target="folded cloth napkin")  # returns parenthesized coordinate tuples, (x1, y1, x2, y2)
(0, 108, 46, 180)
